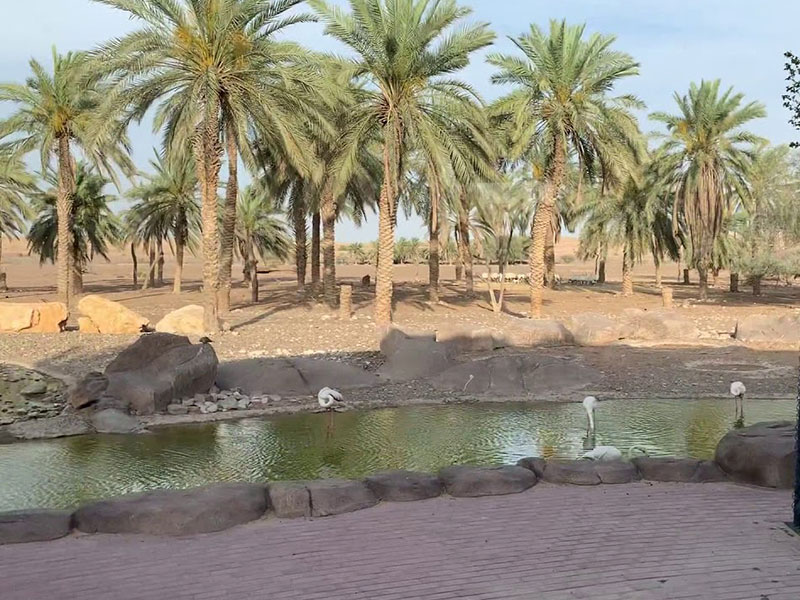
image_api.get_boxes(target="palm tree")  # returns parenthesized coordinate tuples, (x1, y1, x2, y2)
(489, 20, 645, 317)
(0, 147, 34, 290)
(311, 0, 495, 324)
(0, 49, 132, 307)
(650, 80, 765, 299)
(94, 0, 319, 329)
(127, 151, 200, 294)
(28, 163, 123, 295)
(236, 185, 290, 303)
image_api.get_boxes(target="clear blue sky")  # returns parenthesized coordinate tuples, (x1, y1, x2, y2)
(2, 0, 798, 241)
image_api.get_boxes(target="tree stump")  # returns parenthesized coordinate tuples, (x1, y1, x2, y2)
(662, 286, 673, 308)
(339, 284, 353, 320)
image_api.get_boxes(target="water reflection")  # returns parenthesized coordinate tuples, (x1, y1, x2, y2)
(0, 398, 794, 510)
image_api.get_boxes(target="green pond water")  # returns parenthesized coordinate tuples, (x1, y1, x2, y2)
(0, 398, 795, 511)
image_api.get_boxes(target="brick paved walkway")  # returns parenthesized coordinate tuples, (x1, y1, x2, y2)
(1, 483, 799, 600)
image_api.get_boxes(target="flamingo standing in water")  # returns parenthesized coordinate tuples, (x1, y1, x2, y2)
(581, 445, 648, 461)
(730, 381, 746, 425)
(318, 387, 344, 411)
(582, 396, 599, 437)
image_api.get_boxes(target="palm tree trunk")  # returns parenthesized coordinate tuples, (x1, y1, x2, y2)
(71, 260, 83, 296)
(544, 225, 556, 288)
(529, 137, 566, 318)
(457, 196, 472, 296)
(130, 242, 138, 287)
(454, 230, 463, 282)
(654, 255, 662, 288)
(248, 242, 258, 303)
(375, 133, 398, 325)
(752, 275, 762, 296)
(173, 226, 185, 294)
(148, 242, 156, 288)
(194, 108, 223, 332)
(683, 268, 690, 285)
(311, 211, 321, 290)
(622, 244, 634, 296)
(157, 238, 164, 286)
(729, 272, 739, 293)
(428, 183, 440, 303)
(292, 195, 307, 292)
(218, 121, 238, 315)
(711, 267, 719, 289)
(0, 236, 6, 292)
(321, 189, 337, 307)
(598, 246, 606, 284)
(56, 135, 75, 308)
(698, 265, 709, 300)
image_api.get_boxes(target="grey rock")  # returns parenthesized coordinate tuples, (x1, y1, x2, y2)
(715, 421, 795, 488)
(166, 404, 189, 416)
(439, 465, 537, 497)
(632, 457, 701, 482)
(623, 309, 700, 341)
(20, 381, 47, 396)
(735, 314, 800, 345)
(516, 457, 547, 478)
(306, 479, 378, 517)
(499, 320, 575, 348)
(543, 460, 601, 485)
(435, 326, 500, 354)
(91, 409, 143, 434)
(568, 313, 630, 346)
(267, 482, 310, 519)
(377, 328, 455, 381)
(3, 414, 92, 441)
(218, 398, 238, 411)
(69, 371, 109, 409)
(103, 333, 219, 415)
(0, 509, 73, 545)
(74, 483, 268, 535)
(595, 461, 640, 484)
(236, 398, 252, 410)
(692, 460, 728, 483)
(364, 470, 443, 502)
(201, 402, 219, 414)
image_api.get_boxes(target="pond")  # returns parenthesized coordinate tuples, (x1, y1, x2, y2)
(0, 398, 795, 511)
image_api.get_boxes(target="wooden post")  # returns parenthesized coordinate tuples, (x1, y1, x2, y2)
(339, 284, 352, 320)
(662, 286, 673, 309)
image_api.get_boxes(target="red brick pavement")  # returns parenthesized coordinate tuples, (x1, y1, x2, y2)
(1, 482, 799, 600)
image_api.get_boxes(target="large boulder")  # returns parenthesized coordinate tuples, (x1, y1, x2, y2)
(439, 465, 537, 497)
(69, 371, 109, 409)
(267, 482, 311, 518)
(364, 470, 443, 502)
(623, 309, 701, 342)
(78, 295, 149, 334)
(93, 333, 218, 415)
(74, 483, 268, 535)
(516, 457, 547, 478)
(435, 326, 499, 354)
(378, 327, 455, 381)
(306, 479, 378, 517)
(90, 409, 144, 434)
(568, 313, 630, 346)
(0, 302, 68, 333)
(499, 320, 574, 348)
(0, 509, 73, 544)
(1, 414, 92, 442)
(632, 457, 702, 482)
(715, 421, 796, 488)
(735, 314, 800, 346)
(541, 460, 639, 485)
(155, 305, 205, 336)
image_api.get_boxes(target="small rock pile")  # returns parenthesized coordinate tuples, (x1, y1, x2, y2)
(165, 388, 282, 416)
(0, 364, 66, 425)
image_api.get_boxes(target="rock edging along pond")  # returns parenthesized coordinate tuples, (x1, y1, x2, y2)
(0, 421, 794, 545)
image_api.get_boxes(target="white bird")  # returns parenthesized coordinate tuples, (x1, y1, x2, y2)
(317, 387, 343, 410)
(582, 396, 599, 436)
(581, 445, 648, 462)
(730, 381, 746, 423)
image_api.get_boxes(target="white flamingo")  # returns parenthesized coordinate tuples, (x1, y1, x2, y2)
(581, 445, 648, 462)
(582, 396, 599, 436)
(730, 381, 746, 423)
(318, 387, 343, 411)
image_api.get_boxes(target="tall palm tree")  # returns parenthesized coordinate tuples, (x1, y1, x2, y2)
(236, 185, 290, 303)
(127, 151, 200, 294)
(0, 147, 34, 290)
(650, 80, 765, 299)
(311, 0, 495, 324)
(94, 0, 319, 329)
(489, 20, 645, 317)
(0, 49, 132, 307)
(28, 163, 123, 295)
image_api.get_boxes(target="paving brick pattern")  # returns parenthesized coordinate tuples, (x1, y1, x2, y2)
(1, 482, 799, 599)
